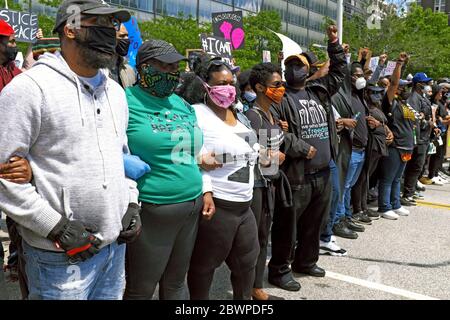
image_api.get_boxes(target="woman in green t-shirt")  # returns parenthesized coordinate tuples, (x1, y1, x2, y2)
(123, 40, 215, 300)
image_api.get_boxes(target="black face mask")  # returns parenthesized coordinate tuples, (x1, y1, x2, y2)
(1, 42, 18, 63)
(368, 93, 383, 107)
(76, 26, 117, 55)
(285, 65, 308, 86)
(116, 38, 130, 57)
(5, 46, 18, 62)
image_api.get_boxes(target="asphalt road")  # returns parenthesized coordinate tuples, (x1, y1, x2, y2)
(210, 182, 450, 300)
(1, 179, 449, 300)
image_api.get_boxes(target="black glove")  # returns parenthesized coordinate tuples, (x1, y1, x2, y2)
(117, 203, 142, 245)
(47, 216, 101, 262)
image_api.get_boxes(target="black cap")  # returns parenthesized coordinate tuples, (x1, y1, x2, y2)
(366, 81, 385, 92)
(302, 51, 319, 66)
(53, 0, 131, 33)
(136, 39, 187, 67)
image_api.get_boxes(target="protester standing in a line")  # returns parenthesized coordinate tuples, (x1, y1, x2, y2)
(182, 57, 259, 300)
(0, 0, 141, 300)
(246, 62, 286, 300)
(124, 40, 215, 300)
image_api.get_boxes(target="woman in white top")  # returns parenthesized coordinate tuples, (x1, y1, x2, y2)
(181, 56, 259, 300)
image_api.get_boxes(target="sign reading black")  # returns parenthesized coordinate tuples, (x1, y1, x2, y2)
(200, 34, 233, 65)
(0, 9, 39, 43)
(212, 10, 245, 50)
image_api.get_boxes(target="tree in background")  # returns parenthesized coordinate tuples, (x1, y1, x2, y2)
(139, 10, 282, 71)
(343, 2, 450, 78)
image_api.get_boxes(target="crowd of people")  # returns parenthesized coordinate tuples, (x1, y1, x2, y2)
(0, 0, 449, 300)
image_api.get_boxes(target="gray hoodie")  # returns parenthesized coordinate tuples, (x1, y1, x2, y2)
(0, 52, 138, 252)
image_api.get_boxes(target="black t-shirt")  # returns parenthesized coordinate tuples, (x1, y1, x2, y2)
(382, 95, 415, 151)
(369, 106, 388, 156)
(287, 88, 331, 171)
(246, 107, 284, 180)
(351, 92, 369, 148)
(246, 107, 285, 152)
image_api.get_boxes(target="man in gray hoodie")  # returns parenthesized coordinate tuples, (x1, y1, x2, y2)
(0, 0, 140, 300)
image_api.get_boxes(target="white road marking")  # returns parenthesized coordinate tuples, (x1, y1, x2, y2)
(325, 271, 439, 300)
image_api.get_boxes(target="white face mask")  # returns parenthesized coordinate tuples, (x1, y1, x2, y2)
(423, 85, 432, 97)
(355, 77, 367, 90)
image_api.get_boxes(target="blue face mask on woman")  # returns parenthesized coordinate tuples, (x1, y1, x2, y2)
(243, 91, 257, 103)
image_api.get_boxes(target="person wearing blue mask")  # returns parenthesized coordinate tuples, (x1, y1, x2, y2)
(238, 70, 257, 112)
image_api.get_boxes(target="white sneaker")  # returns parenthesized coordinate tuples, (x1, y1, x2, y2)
(381, 210, 399, 220)
(437, 176, 448, 184)
(431, 177, 444, 185)
(320, 240, 348, 256)
(394, 207, 410, 216)
(330, 235, 337, 243)
(417, 181, 425, 189)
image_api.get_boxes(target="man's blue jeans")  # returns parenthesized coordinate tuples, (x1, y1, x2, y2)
(335, 149, 366, 223)
(23, 240, 125, 300)
(320, 159, 340, 242)
(378, 147, 407, 213)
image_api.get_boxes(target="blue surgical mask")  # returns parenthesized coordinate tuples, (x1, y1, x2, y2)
(243, 91, 257, 103)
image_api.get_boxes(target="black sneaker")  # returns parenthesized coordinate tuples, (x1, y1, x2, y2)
(365, 209, 380, 220)
(401, 196, 417, 207)
(345, 217, 365, 232)
(332, 221, 358, 239)
(352, 212, 372, 225)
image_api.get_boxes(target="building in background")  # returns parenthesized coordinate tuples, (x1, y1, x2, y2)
(344, 0, 364, 17)
(416, 0, 450, 24)
(103, 0, 341, 49)
(12, 0, 348, 49)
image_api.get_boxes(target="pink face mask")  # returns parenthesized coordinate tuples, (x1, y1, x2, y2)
(204, 83, 236, 109)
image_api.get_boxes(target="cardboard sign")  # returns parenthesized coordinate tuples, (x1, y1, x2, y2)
(123, 17, 142, 69)
(185, 49, 204, 72)
(0, 9, 38, 43)
(369, 56, 379, 72)
(262, 50, 271, 63)
(382, 61, 397, 76)
(212, 11, 244, 50)
(200, 34, 232, 65)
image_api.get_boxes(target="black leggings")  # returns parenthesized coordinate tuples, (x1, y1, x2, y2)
(188, 198, 259, 300)
(428, 142, 446, 178)
(250, 187, 273, 289)
(124, 195, 202, 300)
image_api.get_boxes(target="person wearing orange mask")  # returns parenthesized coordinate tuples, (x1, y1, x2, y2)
(245, 63, 286, 300)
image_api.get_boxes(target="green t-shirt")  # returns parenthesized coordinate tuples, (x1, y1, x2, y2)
(126, 86, 203, 204)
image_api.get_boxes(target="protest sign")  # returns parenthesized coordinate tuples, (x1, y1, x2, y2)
(262, 50, 271, 63)
(200, 34, 232, 65)
(212, 11, 244, 50)
(0, 9, 38, 43)
(185, 49, 204, 72)
(382, 61, 397, 76)
(123, 16, 142, 69)
(369, 56, 379, 72)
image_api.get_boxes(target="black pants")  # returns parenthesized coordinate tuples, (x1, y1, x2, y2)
(6, 217, 28, 299)
(403, 144, 428, 198)
(269, 169, 331, 281)
(428, 143, 446, 178)
(124, 195, 202, 300)
(188, 198, 259, 300)
(352, 150, 382, 213)
(250, 186, 273, 289)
